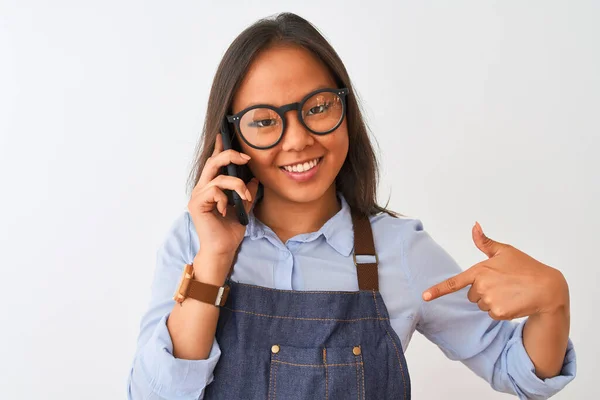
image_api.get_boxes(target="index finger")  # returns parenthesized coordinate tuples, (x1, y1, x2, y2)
(198, 148, 251, 188)
(423, 267, 477, 301)
(212, 133, 224, 156)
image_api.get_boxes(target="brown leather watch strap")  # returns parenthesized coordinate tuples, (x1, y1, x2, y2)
(173, 263, 230, 307)
(187, 279, 230, 307)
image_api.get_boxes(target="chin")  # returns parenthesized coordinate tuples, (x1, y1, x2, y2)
(277, 181, 337, 204)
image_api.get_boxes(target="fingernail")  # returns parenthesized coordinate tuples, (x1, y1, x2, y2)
(245, 189, 252, 201)
(423, 292, 432, 301)
(240, 153, 251, 160)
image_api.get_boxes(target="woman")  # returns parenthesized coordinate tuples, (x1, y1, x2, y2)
(128, 12, 575, 399)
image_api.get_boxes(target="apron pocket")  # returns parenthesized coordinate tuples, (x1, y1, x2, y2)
(267, 343, 365, 400)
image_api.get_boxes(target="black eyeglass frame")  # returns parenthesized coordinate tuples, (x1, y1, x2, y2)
(225, 87, 349, 150)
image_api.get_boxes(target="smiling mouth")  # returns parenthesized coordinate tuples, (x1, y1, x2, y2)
(279, 157, 323, 173)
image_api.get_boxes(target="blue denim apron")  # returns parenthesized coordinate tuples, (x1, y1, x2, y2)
(204, 211, 411, 399)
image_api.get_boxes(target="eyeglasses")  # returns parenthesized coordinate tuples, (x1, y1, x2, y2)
(226, 87, 349, 150)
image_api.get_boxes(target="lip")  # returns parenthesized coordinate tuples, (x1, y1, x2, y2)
(279, 157, 323, 183)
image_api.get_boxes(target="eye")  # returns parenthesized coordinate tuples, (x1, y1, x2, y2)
(248, 119, 278, 128)
(306, 102, 331, 116)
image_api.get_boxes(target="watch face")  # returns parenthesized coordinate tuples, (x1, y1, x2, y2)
(173, 264, 193, 303)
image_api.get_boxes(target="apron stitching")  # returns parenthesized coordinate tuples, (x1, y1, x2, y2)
(355, 354, 360, 400)
(271, 360, 363, 368)
(268, 352, 275, 400)
(222, 307, 388, 322)
(273, 354, 279, 400)
(373, 290, 407, 400)
(360, 353, 366, 400)
(385, 329, 407, 400)
(323, 348, 328, 400)
(371, 290, 382, 318)
(230, 283, 365, 295)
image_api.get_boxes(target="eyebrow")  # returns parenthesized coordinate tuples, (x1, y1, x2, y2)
(239, 84, 334, 111)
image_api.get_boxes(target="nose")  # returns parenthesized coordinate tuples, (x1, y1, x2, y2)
(280, 110, 314, 152)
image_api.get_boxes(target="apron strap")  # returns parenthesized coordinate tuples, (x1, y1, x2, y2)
(351, 211, 379, 291)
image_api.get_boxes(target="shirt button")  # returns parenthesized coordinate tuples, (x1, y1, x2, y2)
(353, 346, 361, 356)
(271, 345, 280, 354)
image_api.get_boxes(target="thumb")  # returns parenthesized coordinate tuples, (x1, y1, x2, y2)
(472, 221, 503, 258)
(243, 178, 260, 214)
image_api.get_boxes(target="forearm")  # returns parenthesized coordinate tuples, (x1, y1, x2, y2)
(167, 250, 233, 360)
(522, 296, 570, 379)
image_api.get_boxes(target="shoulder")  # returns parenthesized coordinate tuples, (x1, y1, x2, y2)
(369, 211, 463, 280)
(368, 211, 449, 267)
(368, 210, 425, 249)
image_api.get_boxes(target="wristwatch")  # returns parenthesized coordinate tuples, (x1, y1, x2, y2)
(173, 263, 230, 307)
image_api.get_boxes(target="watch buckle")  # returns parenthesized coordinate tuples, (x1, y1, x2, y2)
(173, 263, 194, 304)
(215, 286, 225, 306)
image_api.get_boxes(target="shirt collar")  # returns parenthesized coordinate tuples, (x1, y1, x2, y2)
(244, 191, 354, 257)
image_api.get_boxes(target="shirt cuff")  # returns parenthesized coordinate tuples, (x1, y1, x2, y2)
(506, 318, 576, 399)
(136, 313, 221, 398)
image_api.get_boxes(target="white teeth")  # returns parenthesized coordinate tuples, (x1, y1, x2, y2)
(282, 158, 320, 173)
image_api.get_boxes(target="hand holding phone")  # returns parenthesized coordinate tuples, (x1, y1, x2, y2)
(185, 123, 259, 263)
(220, 118, 250, 226)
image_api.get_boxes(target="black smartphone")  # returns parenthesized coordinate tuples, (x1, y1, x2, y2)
(220, 117, 249, 226)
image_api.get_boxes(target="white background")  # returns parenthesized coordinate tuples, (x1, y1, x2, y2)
(1, 1, 598, 399)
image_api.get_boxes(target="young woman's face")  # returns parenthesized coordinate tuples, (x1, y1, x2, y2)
(231, 45, 349, 204)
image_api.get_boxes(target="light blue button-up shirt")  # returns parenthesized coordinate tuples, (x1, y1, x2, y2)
(128, 193, 576, 399)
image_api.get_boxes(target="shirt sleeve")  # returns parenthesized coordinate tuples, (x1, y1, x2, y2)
(127, 211, 221, 400)
(401, 218, 576, 399)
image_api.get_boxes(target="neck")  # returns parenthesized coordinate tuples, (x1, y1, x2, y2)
(253, 185, 341, 243)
